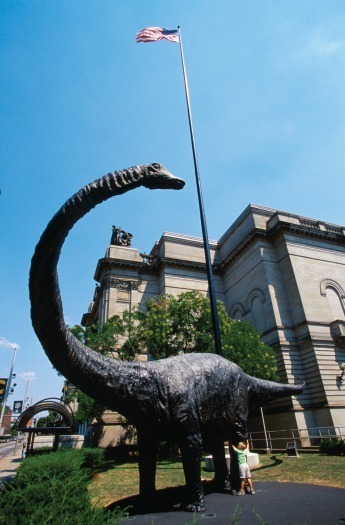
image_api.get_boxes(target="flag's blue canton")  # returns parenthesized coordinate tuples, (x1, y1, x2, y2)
(162, 29, 178, 35)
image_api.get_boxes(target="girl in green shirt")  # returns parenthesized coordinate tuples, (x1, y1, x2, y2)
(231, 441, 256, 495)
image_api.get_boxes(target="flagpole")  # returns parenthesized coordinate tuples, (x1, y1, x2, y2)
(177, 27, 223, 357)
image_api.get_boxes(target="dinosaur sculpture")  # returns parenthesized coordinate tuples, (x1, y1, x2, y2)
(29, 163, 304, 512)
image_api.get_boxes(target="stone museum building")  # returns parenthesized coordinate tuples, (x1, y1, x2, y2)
(82, 204, 345, 447)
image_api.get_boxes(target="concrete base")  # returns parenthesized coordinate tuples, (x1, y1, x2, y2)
(32, 435, 84, 449)
(32, 435, 54, 448)
(204, 446, 260, 471)
(58, 435, 84, 449)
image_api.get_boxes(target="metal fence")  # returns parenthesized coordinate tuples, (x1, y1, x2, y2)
(248, 426, 345, 451)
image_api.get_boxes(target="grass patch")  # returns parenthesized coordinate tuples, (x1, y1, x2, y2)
(89, 458, 199, 507)
(88, 453, 345, 508)
(253, 453, 345, 488)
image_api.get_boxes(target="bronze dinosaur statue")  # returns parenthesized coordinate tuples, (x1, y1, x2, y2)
(29, 163, 304, 512)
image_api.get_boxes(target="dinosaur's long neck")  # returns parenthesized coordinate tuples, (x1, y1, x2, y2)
(29, 164, 177, 411)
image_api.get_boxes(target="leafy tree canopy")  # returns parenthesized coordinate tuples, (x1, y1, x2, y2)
(0, 404, 11, 415)
(130, 291, 278, 381)
(70, 316, 125, 358)
(36, 410, 68, 428)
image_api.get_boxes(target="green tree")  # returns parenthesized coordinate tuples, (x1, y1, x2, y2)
(70, 315, 125, 358)
(128, 290, 278, 381)
(66, 321, 121, 424)
(67, 315, 135, 423)
(0, 404, 11, 415)
(36, 410, 68, 427)
(133, 291, 214, 359)
(117, 310, 144, 361)
(222, 319, 278, 380)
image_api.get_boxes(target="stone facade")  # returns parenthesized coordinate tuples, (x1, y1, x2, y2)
(82, 204, 345, 445)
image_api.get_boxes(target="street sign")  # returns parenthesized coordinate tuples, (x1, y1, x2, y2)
(13, 400, 23, 414)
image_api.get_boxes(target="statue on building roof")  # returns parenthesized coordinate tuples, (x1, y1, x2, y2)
(111, 226, 133, 247)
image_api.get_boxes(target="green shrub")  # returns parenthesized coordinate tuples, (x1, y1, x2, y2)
(80, 447, 105, 470)
(0, 449, 126, 525)
(320, 438, 345, 456)
(30, 446, 54, 456)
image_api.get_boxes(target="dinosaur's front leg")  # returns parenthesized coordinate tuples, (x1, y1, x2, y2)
(137, 429, 159, 503)
(179, 434, 205, 512)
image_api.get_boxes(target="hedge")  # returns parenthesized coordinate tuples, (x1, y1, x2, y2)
(319, 438, 345, 456)
(0, 448, 126, 525)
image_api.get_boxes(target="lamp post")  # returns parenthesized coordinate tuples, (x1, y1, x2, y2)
(16, 372, 35, 411)
(260, 407, 271, 454)
(0, 337, 18, 435)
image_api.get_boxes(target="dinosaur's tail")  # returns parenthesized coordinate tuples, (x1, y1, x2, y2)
(247, 374, 304, 409)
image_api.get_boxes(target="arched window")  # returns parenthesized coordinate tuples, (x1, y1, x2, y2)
(320, 279, 345, 321)
(229, 302, 245, 321)
(246, 289, 266, 332)
(251, 296, 266, 331)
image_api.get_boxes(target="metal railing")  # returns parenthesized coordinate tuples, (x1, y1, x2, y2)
(249, 426, 345, 451)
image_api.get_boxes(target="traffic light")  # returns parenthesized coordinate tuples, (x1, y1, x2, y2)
(0, 378, 8, 400)
(9, 382, 17, 394)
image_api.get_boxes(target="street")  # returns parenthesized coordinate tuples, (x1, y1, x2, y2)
(0, 440, 20, 459)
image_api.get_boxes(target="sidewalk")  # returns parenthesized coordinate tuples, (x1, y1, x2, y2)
(114, 482, 345, 525)
(0, 451, 22, 485)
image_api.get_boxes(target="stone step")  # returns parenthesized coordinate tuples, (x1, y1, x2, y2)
(204, 450, 260, 472)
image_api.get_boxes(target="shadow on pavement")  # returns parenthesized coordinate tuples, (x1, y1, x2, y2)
(106, 482, 345, 525)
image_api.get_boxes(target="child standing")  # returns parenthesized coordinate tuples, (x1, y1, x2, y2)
(230, 441, 256, 495)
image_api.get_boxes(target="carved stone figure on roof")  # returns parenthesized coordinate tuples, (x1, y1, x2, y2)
(111, 226, 133, 247)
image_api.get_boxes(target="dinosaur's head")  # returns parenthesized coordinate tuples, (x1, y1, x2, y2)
(141, 163, 185, 190)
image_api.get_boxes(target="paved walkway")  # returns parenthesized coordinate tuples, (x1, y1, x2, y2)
(113, 482, 345, 525)
(0, 451, 22, 485)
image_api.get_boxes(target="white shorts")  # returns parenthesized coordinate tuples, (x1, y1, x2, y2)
(239, 463, 251, 479)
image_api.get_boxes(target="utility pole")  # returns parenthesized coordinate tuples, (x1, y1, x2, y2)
(0, 337, 18, 435)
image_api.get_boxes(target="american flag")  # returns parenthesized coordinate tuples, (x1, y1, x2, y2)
(136, 27, 179, 44)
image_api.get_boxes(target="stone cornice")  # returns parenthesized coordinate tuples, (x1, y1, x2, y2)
(268, 220, 345, 243)
(218, 228, 267, 270)
(153, 232, 217, 253)
(155, 256, 212, 273)
(218, 220, 345, 272)
(94, 217, 345, 281)
(94, 255, 215, 282)
(217, 203, 275, 248)
(92, 206, 344, 286)
(94, 257, 144, 281)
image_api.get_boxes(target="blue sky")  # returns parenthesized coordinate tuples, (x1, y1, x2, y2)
(1, 1, 344, 407)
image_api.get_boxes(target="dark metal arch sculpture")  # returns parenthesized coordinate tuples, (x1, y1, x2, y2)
(29, 163, 304, 512)
(14, 398, 74, 430)
(13, 398, 75, 457)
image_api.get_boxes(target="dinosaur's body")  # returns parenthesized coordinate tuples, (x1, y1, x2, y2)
(29, 163, 304, 511)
